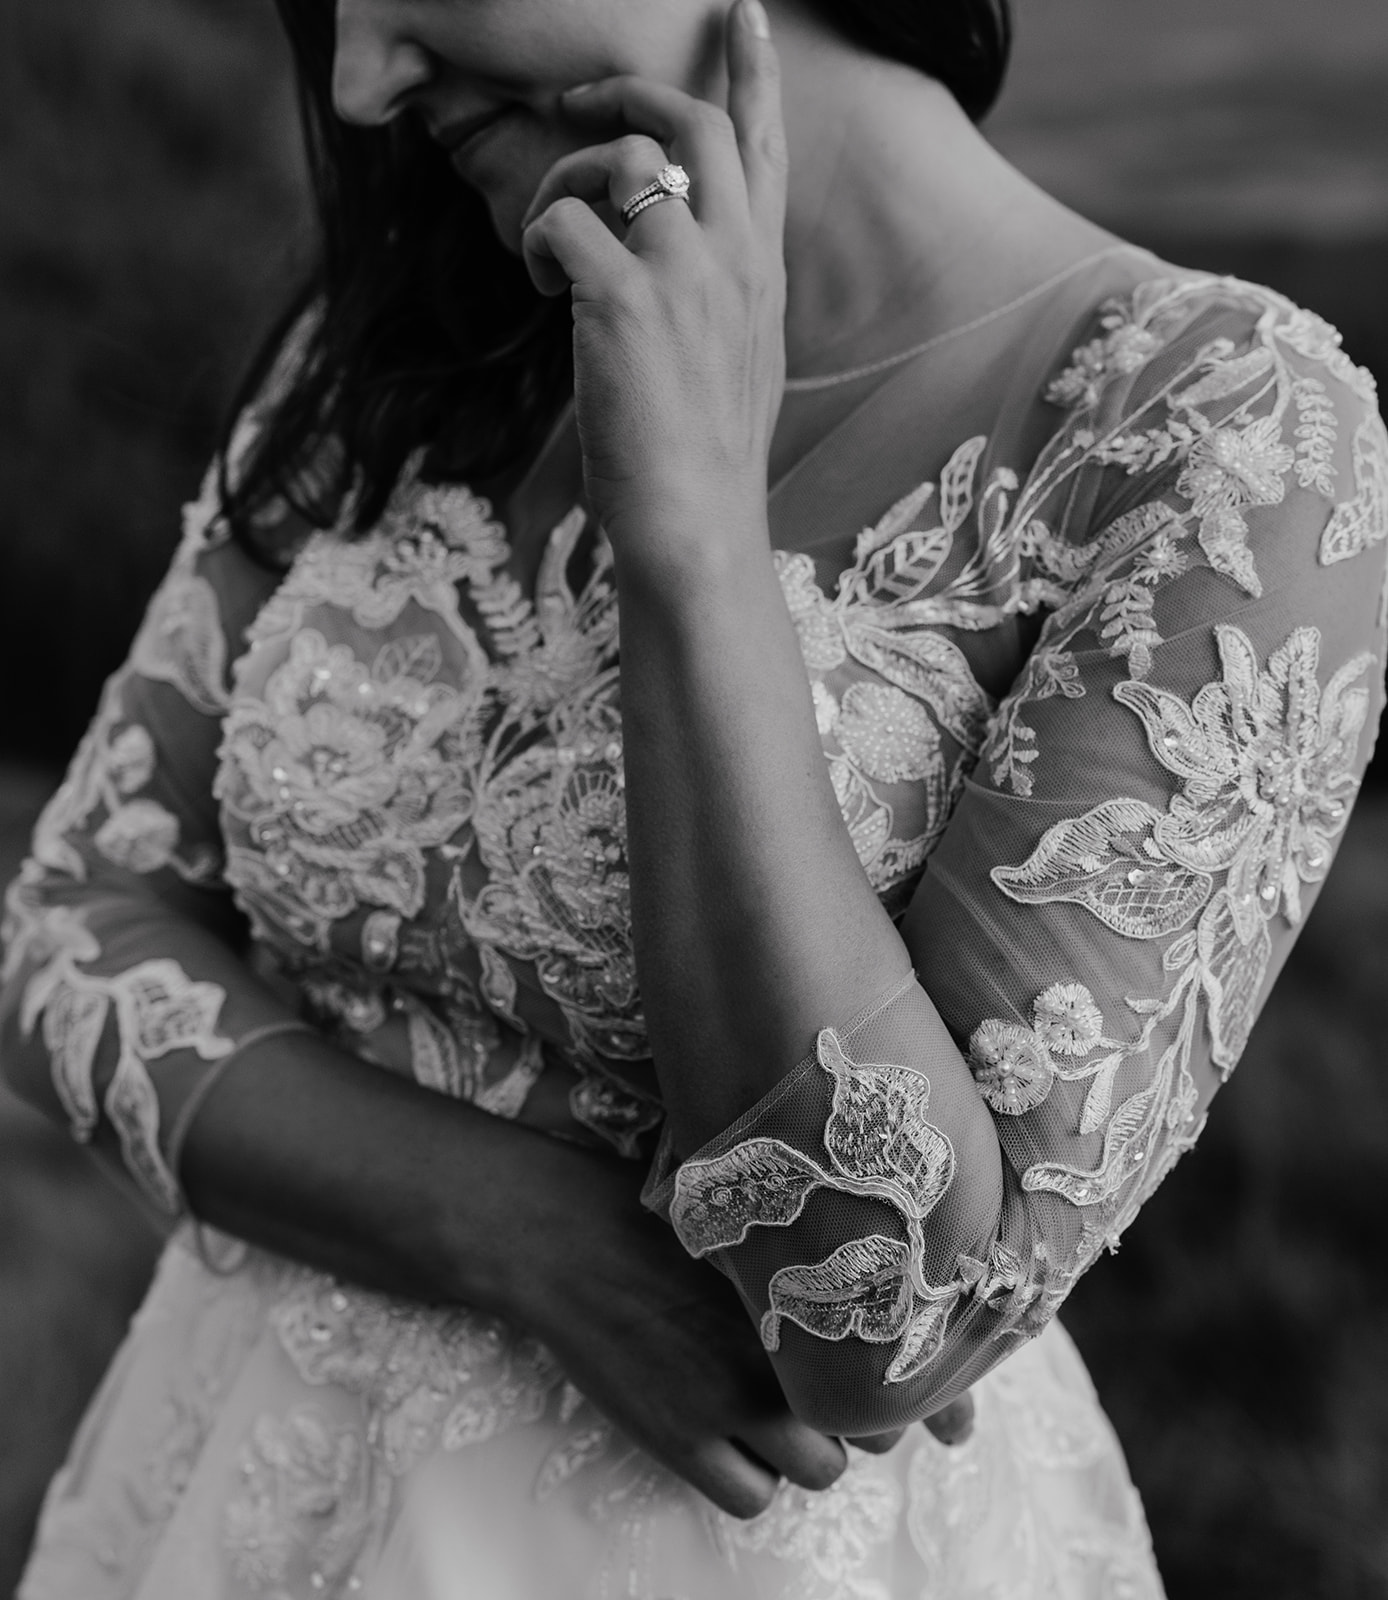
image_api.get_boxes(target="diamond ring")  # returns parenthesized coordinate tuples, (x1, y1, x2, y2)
(619, 164, 692, 227)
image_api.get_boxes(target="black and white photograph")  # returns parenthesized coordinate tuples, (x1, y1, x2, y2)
(1, 1, 1385, 1595)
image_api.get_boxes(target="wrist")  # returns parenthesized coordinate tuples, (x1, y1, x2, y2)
(420, 1113, 627, 1329)
(609, 500, 775, 613)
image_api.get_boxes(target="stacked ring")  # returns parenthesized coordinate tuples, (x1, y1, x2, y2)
(620, 163, 693, 227)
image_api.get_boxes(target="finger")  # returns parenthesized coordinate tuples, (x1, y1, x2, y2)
(725, 0, 789, 241)
(922, 1393, 976, 1447)
(844, 1427, 906, 1456)
(522, 195, 635, 297)
(561, 76, 746, 225)
(678, 1437, 782, 1520)
(735, 1418, 847, 1492)
(520, 134, 694, 247)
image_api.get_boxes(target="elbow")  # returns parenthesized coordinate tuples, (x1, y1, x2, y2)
(768, 1329, 973, 1439)
(779, 1372, 902, 1440)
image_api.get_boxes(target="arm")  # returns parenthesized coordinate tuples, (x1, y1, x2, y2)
(637, 296, 1386, 1435)
(523, 45, 1388, 1436)
(0, 341, 848, 1519)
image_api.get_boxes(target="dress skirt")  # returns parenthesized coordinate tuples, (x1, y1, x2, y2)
(19, 1228, 1165, 1600)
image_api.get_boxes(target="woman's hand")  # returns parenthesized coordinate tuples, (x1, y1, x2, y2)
(499, 1133, 847, 1518)
(519, 0, 788, 568)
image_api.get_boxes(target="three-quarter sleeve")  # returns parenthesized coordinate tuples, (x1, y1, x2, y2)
(0, 341, 310, 1218)
(646, 277, 1388, 1435)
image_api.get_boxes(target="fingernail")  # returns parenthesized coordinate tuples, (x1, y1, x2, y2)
(562, 81, 597, 99)
(743, 0, 771, 39)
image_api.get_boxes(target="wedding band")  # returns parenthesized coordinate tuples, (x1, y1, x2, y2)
(620, 164, 692, 226)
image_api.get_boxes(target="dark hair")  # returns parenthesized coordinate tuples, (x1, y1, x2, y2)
(225, 0, 1012, 550)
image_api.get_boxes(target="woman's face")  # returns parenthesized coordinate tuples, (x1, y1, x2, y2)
(333, 0, 728, 247)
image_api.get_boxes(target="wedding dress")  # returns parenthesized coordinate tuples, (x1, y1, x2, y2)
(7, 248, 1385, 1598)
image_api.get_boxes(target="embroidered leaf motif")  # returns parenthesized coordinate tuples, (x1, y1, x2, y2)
(671, 1138, 829, 1257)
(1198, 507, 1261, 596)
(1196, 889, 1273, 1074)
(853, 480, 937, 566)
(535, 504, 590, 615)
(130, 568, 231, 716)
(1022, 1084, 1156, 1209)
(1078, 1053, 1123, 1136)
(42, 986, 108, 1142)
(1113, 679, 1236, 788)
(1098, 578, 1162, 680)
(820, 1030, 955, 1219)
(859, 528, 954, 606)
(1171, 347, 1274, 413)
(374, 634, 443, 686)
(406, 1004, 465, 1098)
(118, 960, 234, 1061)
(884, 1290, 960, 1383)
(1292, 376, 1338, 498)
(1321, 408, 1388, 565)
(762, 1235, 914, 1351)
(828, 760, 894, 870)
(984, 710, 1039, 796)
(106, 1048, 180, 1213)
(992, 799, 1213, 939)
(1318, 651, 1375, 771)
(938, 436, 987, 535)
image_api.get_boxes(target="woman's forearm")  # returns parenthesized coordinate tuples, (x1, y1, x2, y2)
(177, 1027, 608, 1314)
(615, 512, 986, 1154)
(0, 894, 612, 1321)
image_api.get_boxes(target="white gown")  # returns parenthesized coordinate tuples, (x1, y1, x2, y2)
(7, 249, 1386, 1598)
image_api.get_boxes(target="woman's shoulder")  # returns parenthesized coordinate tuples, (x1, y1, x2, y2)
(1028, 255, 1387, 608)
(1044, 257, 1380, 420)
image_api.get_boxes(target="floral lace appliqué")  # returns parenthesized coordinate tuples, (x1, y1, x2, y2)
(987, 623, 1375, 1248)
(9, 896, 232, 1213)
(270, 1273, 563, 1477)
(715, 1453, 903, 1600)
(671, 1024, 961, 1383)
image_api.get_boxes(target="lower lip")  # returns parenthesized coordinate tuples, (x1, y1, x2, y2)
(447, 115, 511, 174)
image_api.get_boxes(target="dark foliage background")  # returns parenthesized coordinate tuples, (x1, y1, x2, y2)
(1, 0, 1385, 1594)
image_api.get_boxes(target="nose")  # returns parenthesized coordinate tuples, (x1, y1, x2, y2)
(333, 0, 432, 126)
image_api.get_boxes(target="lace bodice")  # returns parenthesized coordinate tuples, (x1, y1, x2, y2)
(3, 261, 1385, 1437)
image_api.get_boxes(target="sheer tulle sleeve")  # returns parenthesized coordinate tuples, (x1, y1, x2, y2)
(0, 333, 312, 1218)
(646, 279, 1388, 1435)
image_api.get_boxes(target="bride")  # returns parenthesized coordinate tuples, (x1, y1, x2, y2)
(5, 0, 1384, 1594)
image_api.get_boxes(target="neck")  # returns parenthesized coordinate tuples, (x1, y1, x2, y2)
(766, 6, 1115, 383)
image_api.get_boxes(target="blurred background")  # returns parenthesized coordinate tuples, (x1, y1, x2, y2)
(1, 0, 1385, 1594)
